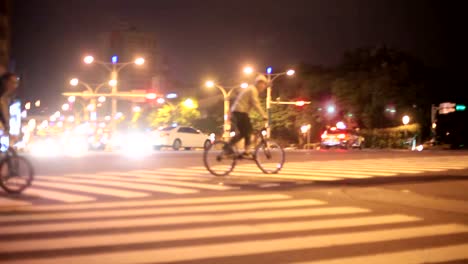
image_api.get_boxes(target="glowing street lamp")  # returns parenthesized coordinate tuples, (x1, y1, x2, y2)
(108, 79, 117, 87)
(68, 96, 76, 103)
(98, 96, 106, 103)
(134, 57, 145, 65)
(35, 100, 41, 107)
(327, 105, 336, 114)
(25, 102, 31, 110)
(286, 69, 295, 76)
(205, 80, 215, 88)
(70, 78, 79, 86)
(241, 82, 249, 89)
(83, 55, 94, 64)
(243, 66, 254, 75)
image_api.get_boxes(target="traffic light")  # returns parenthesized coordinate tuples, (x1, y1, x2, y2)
(456, 104, 466, 111)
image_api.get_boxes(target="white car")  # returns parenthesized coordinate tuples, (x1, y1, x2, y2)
(152, 126, 212, 150)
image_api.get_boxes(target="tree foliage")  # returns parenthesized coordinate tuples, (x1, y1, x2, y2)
(147, 100, 201, 128)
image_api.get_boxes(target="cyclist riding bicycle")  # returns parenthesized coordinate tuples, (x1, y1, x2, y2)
(0, 72, 19, 140)
(225, 74, 268, 157)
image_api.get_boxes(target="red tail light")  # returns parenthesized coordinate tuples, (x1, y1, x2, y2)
(337, 133, 346, 139)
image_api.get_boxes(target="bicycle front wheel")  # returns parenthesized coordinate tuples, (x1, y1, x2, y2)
(0, 155, 34, 194)
(254, 140, 285, 174)
(203, 141, 236, 176)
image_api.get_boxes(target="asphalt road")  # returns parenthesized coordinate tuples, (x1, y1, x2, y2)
(1, 150, 468, 263)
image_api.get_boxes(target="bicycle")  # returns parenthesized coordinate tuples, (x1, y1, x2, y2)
(0, 139, 34, 194)
(203, 127, 285, 176)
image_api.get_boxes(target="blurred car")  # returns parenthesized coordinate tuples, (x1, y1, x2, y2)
(151, 126, 212, 150)
(321, 127, 364, 149)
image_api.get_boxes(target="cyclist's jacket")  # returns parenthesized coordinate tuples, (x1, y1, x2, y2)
(230, 85, 267, 118)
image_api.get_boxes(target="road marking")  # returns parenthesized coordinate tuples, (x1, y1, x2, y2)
(230, 172, 345, 181)
(0, 196, 32, 207)
(117, 170, 208, 181)
(155, 168, 211, 176)
(5, 224, 467, 264)
(38, 176, 198, 195)
(69, 174, 235, 191)
(99, 171, 209, 181)
(31, 180, 148, 198)
(23, 187, 96, 203)
(294, 243, 468, 264)
(255, 169, 375, 178)
(284, 165, 445, 174)
(3, 194, 291, 212)
(0, 214, 420, 253)
(0, 206, 368, 235)
(282, 168, 397, 176)
(0, 199, 326, 223)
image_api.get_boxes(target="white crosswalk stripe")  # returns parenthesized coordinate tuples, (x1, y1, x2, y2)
(24, 187, 96, 203)
(0, 196, 32, 207)
(1, 193, 467, 264)
(212, 155, 468, 181)
(294, 244, 468, 264)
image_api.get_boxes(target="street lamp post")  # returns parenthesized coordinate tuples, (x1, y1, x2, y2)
(69, 78, 110, 121)
(205, 81, 246, 139)
(83, 55, 145, 133)
(243, 66, 295, 137)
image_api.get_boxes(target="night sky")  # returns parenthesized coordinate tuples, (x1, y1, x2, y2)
(10, 0, 466, 107)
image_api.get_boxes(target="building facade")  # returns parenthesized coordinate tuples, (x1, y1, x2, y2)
(0, 0, 12, 68)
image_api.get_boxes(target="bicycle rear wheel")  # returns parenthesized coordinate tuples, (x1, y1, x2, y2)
(203, 141, 236, 176)
(0, 155, 34, 194)
(254, 140, 285, 174)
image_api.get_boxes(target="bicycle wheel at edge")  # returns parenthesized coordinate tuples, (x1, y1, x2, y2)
(203, 141, 236, 176)
(0, 155, 34, 194)
(254, 139, 285, 174)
